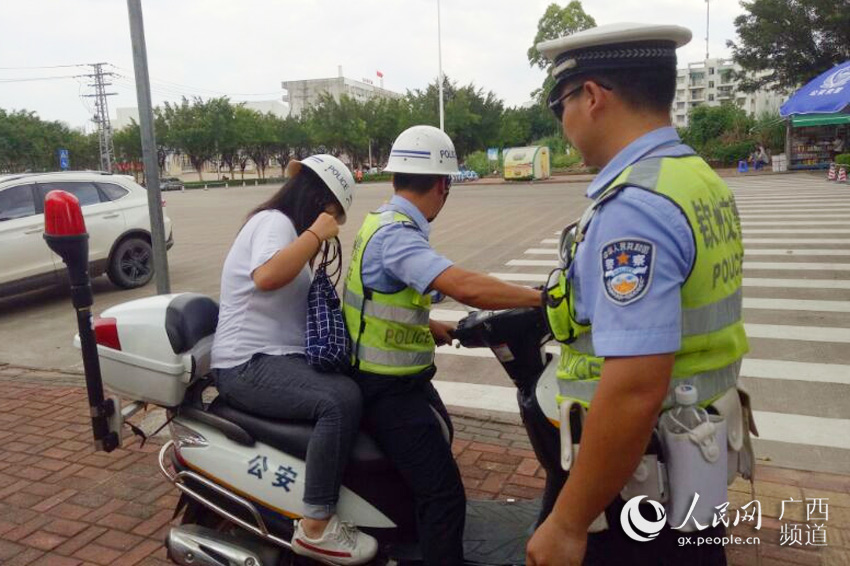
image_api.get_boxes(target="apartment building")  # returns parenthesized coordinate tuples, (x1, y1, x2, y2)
(672, 58, 787, 127)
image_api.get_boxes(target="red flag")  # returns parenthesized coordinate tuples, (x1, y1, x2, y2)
(376, 70, 384, 78)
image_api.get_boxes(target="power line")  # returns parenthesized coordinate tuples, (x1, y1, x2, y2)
(109, 64, 283, 98)
(0, 75, 81, 83)
(0, 64, 86, 70)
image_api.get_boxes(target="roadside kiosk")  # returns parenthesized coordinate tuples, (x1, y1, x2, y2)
(503, 146, 551, 181)
(780, 61, 850, 171)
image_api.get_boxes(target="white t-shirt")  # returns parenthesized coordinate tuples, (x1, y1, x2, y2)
(211, 210, 312, 369)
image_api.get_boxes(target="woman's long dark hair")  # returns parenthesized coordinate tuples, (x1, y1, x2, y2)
(248, 166, 337, 235)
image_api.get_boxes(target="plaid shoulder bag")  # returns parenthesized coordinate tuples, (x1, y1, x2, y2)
(305, 237, 351, 373)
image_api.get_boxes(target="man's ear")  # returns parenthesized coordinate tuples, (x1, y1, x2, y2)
(432, 178, 446, 198)
(585, 81, 610, 119)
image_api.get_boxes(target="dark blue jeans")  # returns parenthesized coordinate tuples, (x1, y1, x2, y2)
(354, 369, 466, 566)
(214, 354, 363, 520)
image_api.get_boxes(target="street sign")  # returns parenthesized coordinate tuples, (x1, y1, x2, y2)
(487, 148, 499, 161)
(58, 149, 70, 170)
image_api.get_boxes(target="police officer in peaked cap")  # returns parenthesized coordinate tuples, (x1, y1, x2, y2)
(527, 23, 750, 565)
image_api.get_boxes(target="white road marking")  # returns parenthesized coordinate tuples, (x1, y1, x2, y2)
(741, 359, 850, 386)
(744, 323, 850, 343)
(744, 249, 850, 256)
(430, 380, 850, 450)
(491, 272, 850, 290)
(744, 238, 850, 244)
(507, 259, 850, 271)
(743, 297, 850, 313)
(743, 229, 850, 234)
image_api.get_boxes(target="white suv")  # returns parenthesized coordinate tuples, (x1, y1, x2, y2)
(0, 171, 173, 297)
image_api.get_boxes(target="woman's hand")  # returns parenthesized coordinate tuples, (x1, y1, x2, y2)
(309, 213, 340, 242)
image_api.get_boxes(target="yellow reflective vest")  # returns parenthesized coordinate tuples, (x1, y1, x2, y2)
(342, 210, 435, 376)
(545, 156, 749, 408)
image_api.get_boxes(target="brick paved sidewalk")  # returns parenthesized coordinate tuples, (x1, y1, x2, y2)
(1, 367, 848, 565)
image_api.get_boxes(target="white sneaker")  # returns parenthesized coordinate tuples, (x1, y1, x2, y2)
(291, 515, 378, 565)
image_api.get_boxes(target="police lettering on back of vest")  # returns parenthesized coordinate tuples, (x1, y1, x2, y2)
(546, 156, 749, 409)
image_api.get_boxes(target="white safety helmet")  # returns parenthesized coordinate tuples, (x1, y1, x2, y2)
(285, 154, 355, 224)
(384, 125, 460, 176)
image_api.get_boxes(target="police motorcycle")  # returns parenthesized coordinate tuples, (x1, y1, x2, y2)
(44, 191, 568, 566)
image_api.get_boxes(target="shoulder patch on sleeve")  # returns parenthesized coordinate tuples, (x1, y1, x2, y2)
(600, 238, 655, 305)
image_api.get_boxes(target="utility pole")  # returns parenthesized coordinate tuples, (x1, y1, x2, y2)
(437, 0, 445, 131)
(82, 63, 117, 172)
(705, 0, 710, 60)
(127, 0, 170, 294)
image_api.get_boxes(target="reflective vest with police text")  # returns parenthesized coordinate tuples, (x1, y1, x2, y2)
(342, 210, 435, 376)
(545, 156, 749, 408)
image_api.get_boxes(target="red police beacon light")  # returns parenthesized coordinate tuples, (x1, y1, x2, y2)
(43, 190, 119, 453)
(44, 190, 86, 236)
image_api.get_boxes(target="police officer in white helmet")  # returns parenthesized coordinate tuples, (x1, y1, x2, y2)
(342, 125, 541, 565)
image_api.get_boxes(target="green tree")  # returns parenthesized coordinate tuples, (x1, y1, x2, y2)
(0, 108, 98, 173)
(363, 97, 408, 166)
(751, 112, 786, 152)
(159, 97, 240, 181)
(729, 0, 850, 92)
(499, 107, 532, 148)
(217, 103, 250, 180)
(305, 93, 368, 162)
(241, 111, 279, 180)
(681, 105, 753, 150)
(113, 120, 143, 164)
(281, 116, 313, 160)
(527, 2, 597, 71)
(160, 98, 213, 180)
(401, 77, 505, 159)
(526, 2, 596, 133)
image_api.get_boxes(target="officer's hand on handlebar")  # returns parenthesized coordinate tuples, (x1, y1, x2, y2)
(429, 319, 456, 347)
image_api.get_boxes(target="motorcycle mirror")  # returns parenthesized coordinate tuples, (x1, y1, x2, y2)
(558, 223, 578, 267)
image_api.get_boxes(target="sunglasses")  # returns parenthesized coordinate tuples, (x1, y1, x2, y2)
(548, 81, 613, 120)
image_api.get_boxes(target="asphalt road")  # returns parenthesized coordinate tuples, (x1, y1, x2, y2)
(1, 173, 848, 474)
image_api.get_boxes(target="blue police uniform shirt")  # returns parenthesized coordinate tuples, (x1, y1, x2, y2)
(361, 195, 454, 294)
(570, 126, 697, 357)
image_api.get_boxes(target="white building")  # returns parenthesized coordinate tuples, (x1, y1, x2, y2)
(112, 107, 140, 131)
(282, 68, 401, 117)
(672, 58, 787, 127)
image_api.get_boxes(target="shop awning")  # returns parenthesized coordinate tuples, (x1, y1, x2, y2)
(781, 61, 850, 118)
(791, 113, 850, 127)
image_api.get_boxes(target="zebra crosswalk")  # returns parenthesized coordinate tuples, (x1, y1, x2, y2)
(431, 173, 850, 474)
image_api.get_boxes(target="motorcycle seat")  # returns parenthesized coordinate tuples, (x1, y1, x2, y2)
(208, 398, 394, 473)
(165, 293, 219, 354)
